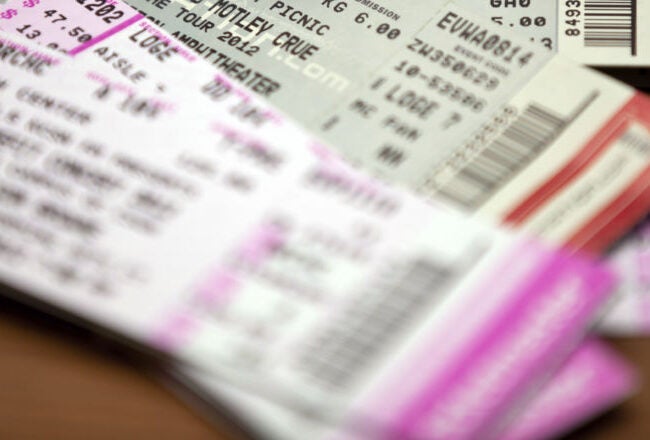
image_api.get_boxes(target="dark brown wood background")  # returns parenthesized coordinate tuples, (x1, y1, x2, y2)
(1, 295, 649, 440)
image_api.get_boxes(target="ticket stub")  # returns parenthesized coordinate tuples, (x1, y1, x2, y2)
(169, 338, 636, 440)
(0, 31, 617, 438)
(14, 0, 645, 254)
(0, 4, 641, 436)
(557, 0, 650, 66)
(462, 0, 650, 67)
(314, 8, 650, 254)
(500, 338, 638, 440)
(0, 31, 318, 340)
(170, 160, 615, 439)
(458, 0, 556, 51)
(601, 217, 650, 334)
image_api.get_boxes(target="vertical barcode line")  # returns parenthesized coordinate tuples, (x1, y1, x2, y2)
(584, 0, 637, 55)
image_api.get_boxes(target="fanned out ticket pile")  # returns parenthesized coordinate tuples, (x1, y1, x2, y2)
(0, 1, 648, 439)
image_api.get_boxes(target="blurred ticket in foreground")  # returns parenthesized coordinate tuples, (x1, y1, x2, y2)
(602, 216, 650, 334)
(0, 31, 618, 438)
(172, 338, 636, 440)
(8, 0, 644, 253)
(460, 0, 650, 67)
(0, 2, 643, 437)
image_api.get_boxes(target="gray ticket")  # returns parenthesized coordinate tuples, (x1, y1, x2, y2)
(126, 0, 451, 121)
(123, 0, 551, 185)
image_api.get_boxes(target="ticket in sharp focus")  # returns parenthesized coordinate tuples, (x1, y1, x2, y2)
(0, 31, 619, 439)
(311, 6, 650, 255)
(10, 0, 645, 254)
(0, 2, 642, 437)
(6, 0, 650, 67)
(458, 0, 650, 67)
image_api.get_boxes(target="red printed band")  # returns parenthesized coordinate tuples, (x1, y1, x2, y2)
(505, 93, 650, 254)
(389, 248, 614, 440)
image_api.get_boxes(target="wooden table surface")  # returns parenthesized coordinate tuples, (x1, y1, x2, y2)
(2, 294, 650, 440)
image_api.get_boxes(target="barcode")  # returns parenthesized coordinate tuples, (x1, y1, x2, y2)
(434, 93, 598, 209)
(295, 257, 457, 390)
(584, 0, 637, 55)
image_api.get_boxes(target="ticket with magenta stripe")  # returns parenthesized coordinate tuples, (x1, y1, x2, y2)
(2, 0, 649, 69)
(0, 0, 644, 433)
(601, 217, 650, 334)
(0, 30, 620, 439)
(170, 338, 636, 440)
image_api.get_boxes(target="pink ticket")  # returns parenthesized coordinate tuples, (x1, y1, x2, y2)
(0, 29, 620, 430)
(501, 338, 637, 440)
(171, 337, 636, 440)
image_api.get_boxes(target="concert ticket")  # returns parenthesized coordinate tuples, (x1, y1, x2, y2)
(0, 31, 618, 439)
(500, 338, 638, 440)
(464, 0, 650, 66)
(1, 0, 648, 254)
(602, 217, 650, 334)
(0, 1, 645, 437)
(2, 0, 649, 64)
(171, 338, 636, 440)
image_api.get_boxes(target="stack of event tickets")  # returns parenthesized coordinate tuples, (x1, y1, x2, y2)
(0, 1, 648, 438)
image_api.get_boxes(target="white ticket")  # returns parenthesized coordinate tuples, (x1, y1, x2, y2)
(0, 30, 618, 439)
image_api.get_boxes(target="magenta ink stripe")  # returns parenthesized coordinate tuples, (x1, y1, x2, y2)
(69, 14, 143, 56)
(392, 255, 568, 437)
(501, 339, 637, 440)
(392, 252, 613, 439)
(353, 241, 543, 422)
